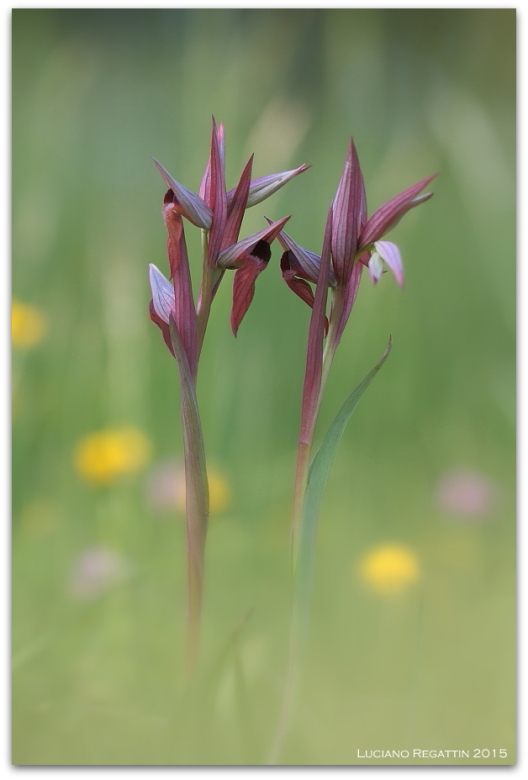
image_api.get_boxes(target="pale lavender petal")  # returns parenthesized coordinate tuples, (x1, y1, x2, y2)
(410, 192, 434, 208)
(216, 216, 290, 269)
(375, 240, 404, 287)
(281, 240, 324, 283)
(149, 264, 175, 323)
(153, 158, 213, 229)
(367, 252, 384, 284)
(227, 165, 310, 208)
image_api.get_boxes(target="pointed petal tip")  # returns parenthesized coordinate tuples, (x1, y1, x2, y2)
(152, 157, 166, 177)
(359, 173, 436, 248)
(148, 263, 175, 324)
(238, 165, 310, 208)
(412, 191, 435, 206)
(148, 262, 166, 282)
(152, 158, 176, 185)
(262, 215, 290, 229)
(211, 117, 225, 142)
(153, 159, 212, 229)
(411, 173, 438, 194)
(217, 217, 289, 269)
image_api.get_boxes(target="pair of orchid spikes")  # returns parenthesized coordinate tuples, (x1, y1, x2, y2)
(148, 119, 309, 672)
(148, 119, 435, 678)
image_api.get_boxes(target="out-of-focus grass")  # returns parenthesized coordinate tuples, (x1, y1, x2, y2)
(12, 8, 515, 765)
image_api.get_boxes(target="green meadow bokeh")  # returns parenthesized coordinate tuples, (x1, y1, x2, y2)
(12, 8, 515, 766)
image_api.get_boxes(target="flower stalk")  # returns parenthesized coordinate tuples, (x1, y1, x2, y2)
(291, 207, 333, 563)
(169, 316, 209, 673)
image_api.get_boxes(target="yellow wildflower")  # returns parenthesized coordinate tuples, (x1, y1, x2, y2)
(75, 427, 152, 485)
(12, 300, 47, 347)
(358, 543, 420, 596)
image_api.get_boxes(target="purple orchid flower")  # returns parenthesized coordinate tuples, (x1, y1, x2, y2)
(278, 137, 435, 345)
(149, 119, 308, 349)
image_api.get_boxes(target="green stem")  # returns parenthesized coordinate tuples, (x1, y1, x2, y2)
(320, 289, 342, 397)
(290, 289, 341, 570)
(271, 290, 342, 762)
(291, 440, 311, 570)
(181, 388, 209, 675)
(169, 318, 210, 676)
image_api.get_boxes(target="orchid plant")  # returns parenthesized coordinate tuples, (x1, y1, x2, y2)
(148, 119, 308, 672)
(278, 140, 435, 564)
(268, 138, 435, 761)
(148, 122, 435, 751)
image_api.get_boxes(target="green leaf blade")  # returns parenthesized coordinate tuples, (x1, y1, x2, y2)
(295, 338, 392, 642)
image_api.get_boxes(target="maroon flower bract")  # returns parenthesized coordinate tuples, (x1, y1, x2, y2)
(149, 121, 306, 345)
(277, 137, 435, 347)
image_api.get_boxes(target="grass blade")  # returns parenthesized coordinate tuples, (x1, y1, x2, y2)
(269, 339, 392, 763)
(295, 337, 392, 648)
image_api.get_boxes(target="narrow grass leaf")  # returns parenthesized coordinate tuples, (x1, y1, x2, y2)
(295, 338, 392, 646)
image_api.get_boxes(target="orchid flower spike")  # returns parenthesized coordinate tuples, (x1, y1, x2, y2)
(330, 137, 436, 290)
(150, 118, 311, 352)
(279, 136, 435, 343)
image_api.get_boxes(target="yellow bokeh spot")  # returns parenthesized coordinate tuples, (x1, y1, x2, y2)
(175, 466, 231, 515)
(75, 427, 152, 485)
(12, 300, 47, 348)
(358, 543, 420, 596)
(207, 470, 231, 514)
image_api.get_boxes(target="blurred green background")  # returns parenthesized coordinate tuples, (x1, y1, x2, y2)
(12, 8, 515, 766)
